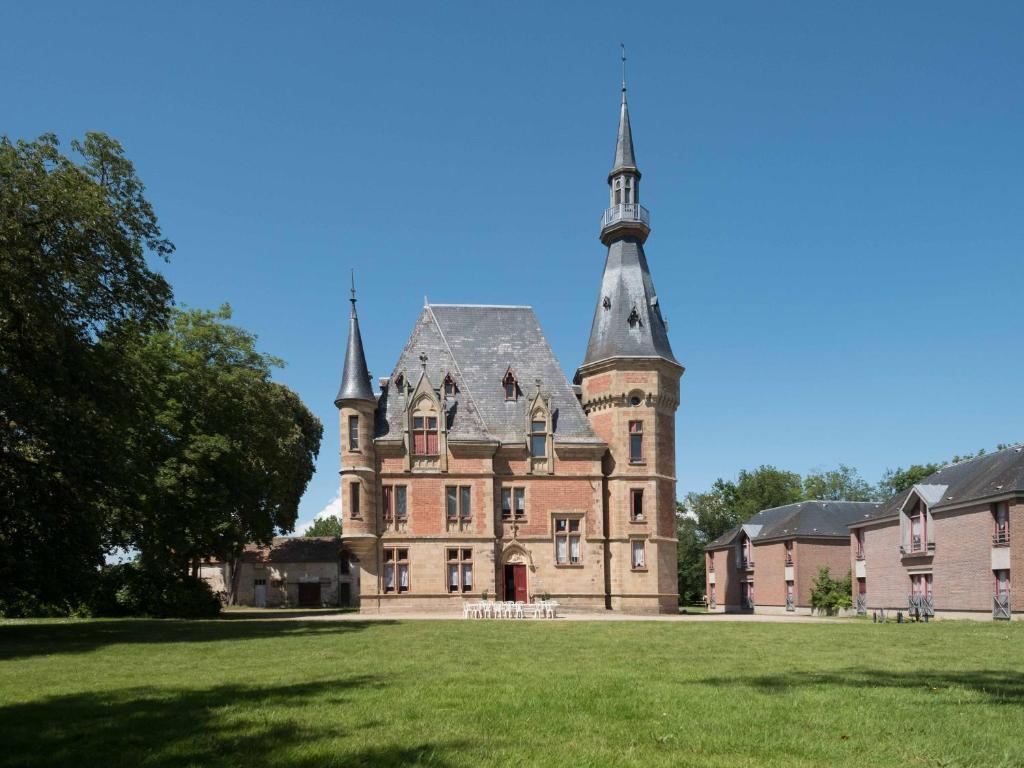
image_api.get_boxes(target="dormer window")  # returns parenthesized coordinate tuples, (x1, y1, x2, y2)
(503, 370, 518, 401)
(993, 502, 1010, 546)
(443, 374, 457, 398)
(909, 501, 926, 553)
(530, 420, 547, 458)
(412, 415, 439, 455)
(393, 373, 404, 388)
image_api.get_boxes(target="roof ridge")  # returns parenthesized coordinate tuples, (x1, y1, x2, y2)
(429, 303, 533, 309)
(937, 443, 1024, 471)
(425, 305, 492, 440)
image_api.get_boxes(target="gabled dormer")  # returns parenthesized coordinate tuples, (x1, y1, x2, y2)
(899, 484, 944, 556)
(404, 365, 448, 472)
(526, 385, 554, 475)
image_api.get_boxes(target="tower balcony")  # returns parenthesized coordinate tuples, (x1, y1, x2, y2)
(600, 203, 650, 244)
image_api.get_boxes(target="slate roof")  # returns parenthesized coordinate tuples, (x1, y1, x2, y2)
(579, 237, 679, 370)
(241, 537, 344, 564)
(376, 304, 603, 446)
(851, 444, 1024, 527)
(335, 297, 374, 404)
(611, 91, 637, 175)
(705, 501, 881, 550)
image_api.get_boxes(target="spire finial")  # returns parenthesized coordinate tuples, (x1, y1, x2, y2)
(620, 43, 627, 101)
(349, 269, 357, 313)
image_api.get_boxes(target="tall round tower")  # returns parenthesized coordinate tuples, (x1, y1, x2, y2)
(576, 61, 685, 614)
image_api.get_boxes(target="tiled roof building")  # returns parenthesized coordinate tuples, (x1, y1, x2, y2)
(850, 445, 1024, 620)
(336, 76, 684, 613)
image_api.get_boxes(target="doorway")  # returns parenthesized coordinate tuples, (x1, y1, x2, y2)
(253, 579, 267, 608)
(503, 563, 528, 603)
(298, 582, 322, 607)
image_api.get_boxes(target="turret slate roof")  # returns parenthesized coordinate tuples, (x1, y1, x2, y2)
(611, 92, 637, 175)
(376, 304, 603, 446)
(335, 297, 374, 404)
(850, 444, 1024, 527)
(579, 237, 679, 370)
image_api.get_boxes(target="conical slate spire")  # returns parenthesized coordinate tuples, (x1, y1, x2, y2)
(611, 89, 637, 175)
(335, 275, 374, 405)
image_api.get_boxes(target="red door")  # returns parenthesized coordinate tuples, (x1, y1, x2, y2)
(504, 564, 528, 603)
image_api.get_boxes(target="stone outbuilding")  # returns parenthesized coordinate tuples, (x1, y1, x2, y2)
(200, 536, 358, 608)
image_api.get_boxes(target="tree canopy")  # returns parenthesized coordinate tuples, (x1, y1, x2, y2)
(305, 516, 343, 537)
(1, 133, 173, 614)
(1, 133, 322, 616)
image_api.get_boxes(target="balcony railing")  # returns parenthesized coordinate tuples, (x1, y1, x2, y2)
(785, 595, 795, 612)
(900, 541, 935, 556)
(855, 551, 866, 561)
(784, 555, 794, 567)
(993, 593, 1011, 620)
(600, 203, 650, 230)
(856, 594, 867, 615)
(907, 594, 935, 617)
(738, 558, 754, 570)
(993, 530, 1011, 547)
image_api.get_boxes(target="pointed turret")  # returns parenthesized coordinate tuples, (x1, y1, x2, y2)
(611, 87, 638, 176)
(582, 63, 678, 371)
(335, 276, 374, 405)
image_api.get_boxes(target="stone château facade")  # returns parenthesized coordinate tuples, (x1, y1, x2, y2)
(336, 81, 684, 614)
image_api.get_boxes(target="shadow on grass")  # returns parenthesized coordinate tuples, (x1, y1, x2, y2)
(0, 675, 463, 768)
(220, 608, 360, 620)
(0, 618, 393, 661)
(696, 668, 1024, 704)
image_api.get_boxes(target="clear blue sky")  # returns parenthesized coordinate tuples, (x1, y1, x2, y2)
(4, 2, 1022, 530)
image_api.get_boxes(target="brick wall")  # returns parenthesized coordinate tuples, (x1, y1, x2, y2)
(752, 541, 787, 607)
(1011, 501, 1024, 613)
(931, 503, 995, 613)
(795, 540, 851, 608)
(859, 520, 905, 610)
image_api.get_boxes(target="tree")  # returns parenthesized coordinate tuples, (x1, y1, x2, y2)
(124, 306, 323, 580)
(675, 512, 707, 604)
(809, 567, 853, 615)
(0, 133, 173, 615)
(732, 466, 804, 518)
(877, 464, 941, 498)
(803, 464, 878, 501)
(305, 516, 343, 537)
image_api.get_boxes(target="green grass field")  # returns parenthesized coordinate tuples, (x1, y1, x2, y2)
(1, 616, 1021, 767)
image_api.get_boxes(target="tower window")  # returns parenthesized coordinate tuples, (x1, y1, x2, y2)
(630, 489, 644, 521)
(349, 481, 360, 519)
(628, 421, 644, 463)
(631, 539, 646, 570)
(348, 415, 359, 451)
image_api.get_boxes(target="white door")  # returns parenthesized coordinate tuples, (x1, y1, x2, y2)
(254, 580, 267, 608)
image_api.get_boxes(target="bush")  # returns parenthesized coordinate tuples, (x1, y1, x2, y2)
(810, 567, 853, 616)
(88, 564, 220, 618)
(0, 589, 76, 618)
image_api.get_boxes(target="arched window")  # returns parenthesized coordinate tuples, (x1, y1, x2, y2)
(443, 373, 457, 398)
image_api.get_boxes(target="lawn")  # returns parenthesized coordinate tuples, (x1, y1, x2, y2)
(1, 617, 1021, 768)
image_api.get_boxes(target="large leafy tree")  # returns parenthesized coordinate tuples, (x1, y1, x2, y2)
(0, 133, 173, 613)
(305, 516, 343, 537)
(803, 464, 878, 501)
(125, 306, 323, 578)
